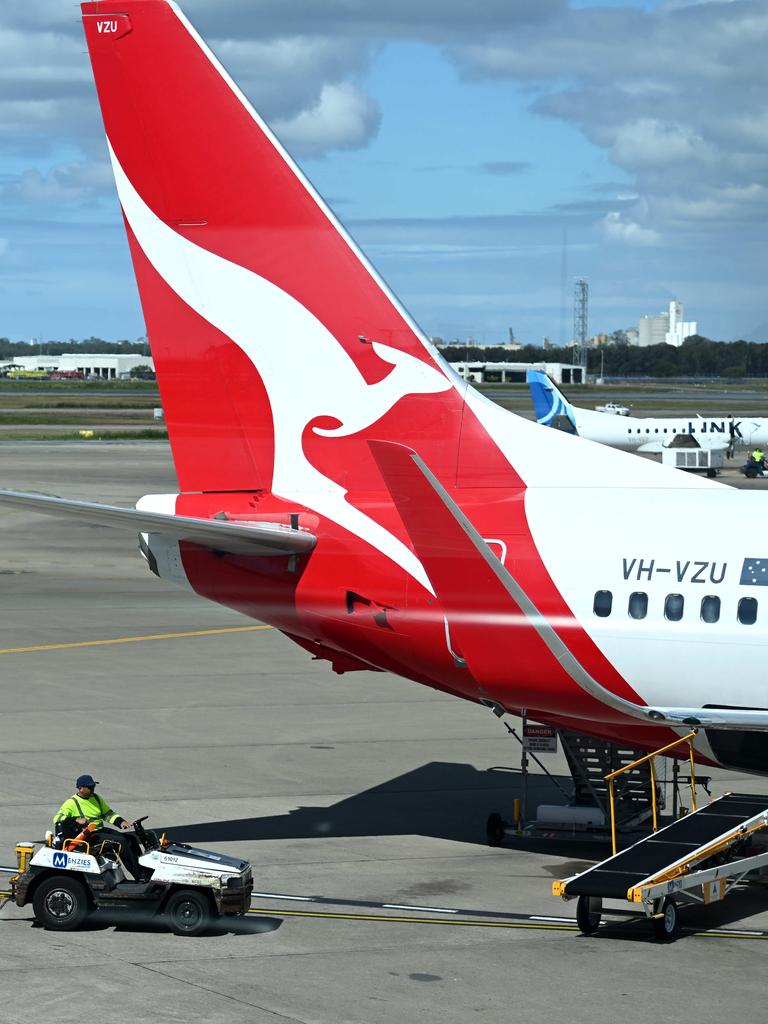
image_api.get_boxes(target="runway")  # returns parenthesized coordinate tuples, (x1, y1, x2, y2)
(2, 442, 768, 1024)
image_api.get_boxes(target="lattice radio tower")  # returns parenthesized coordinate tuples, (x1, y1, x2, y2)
(573, 278, 588, 371)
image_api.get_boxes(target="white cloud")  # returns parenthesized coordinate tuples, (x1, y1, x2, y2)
(611, 119, 713, 169)
(273, 83, 381, 155)
(451, 0, 768, 234)
(602, 212, 661, 247)
(2, 161, 113, 204)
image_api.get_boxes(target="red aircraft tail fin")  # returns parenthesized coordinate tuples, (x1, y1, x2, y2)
(81, 0, 464, 497)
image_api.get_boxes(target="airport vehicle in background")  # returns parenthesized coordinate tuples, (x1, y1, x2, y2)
(5, 369, 49, 380)
(528, 369, 768, 453)
(594, 401, 630, 416)
(10, 817, 252, 936)
(7, 0, 768, 781)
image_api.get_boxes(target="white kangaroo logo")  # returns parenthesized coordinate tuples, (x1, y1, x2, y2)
(108, 144, 451, 590)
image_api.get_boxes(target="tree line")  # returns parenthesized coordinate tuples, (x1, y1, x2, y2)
(439, 336, 768, 378)
(3, 334, 767, 378)
(0, 337, 149, 358)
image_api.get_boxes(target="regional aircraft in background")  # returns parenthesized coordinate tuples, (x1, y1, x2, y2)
(527, 369, 768, 454)
(5, 0, 768, 777)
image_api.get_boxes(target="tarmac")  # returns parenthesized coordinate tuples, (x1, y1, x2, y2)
(1, 443, 768, 1024)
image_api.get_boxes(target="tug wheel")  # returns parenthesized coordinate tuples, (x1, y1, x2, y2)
(166, 889, 212, 937)
(486, 813, 506, 847)
(653, 896, 679, 941)
(576, 895, 602, 935)
(33, 875, 90, 931)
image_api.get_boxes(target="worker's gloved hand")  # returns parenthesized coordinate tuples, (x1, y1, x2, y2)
(76, 817, 87, 825)
(120, 821, 132, 831)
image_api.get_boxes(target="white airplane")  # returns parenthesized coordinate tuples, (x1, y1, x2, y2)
(528, 370, 768, 454)
(3, 0, 768, 783)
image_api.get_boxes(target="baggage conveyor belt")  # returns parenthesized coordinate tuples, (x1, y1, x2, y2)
(554, 793, 768, 939)
(561, 794, 768, 899)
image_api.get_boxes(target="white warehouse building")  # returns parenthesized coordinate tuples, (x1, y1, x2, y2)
(449, 361, 584, 385)
(9, 353, 154, 379)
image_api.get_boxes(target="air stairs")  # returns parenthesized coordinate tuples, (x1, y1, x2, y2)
(559, 730, 660, 831)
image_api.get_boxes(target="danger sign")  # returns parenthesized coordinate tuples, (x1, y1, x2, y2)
(522, 724, 558, 753)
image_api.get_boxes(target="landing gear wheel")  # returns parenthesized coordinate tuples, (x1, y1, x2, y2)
(576, 895, 602, 935)
(165, 889, 212, 937)
(33, 876, 90, 931)
(486, 813, 506, 847)
(653, 896, 679, 941)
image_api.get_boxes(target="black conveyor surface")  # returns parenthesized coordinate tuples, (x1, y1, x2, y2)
(564, 793, 768, 899)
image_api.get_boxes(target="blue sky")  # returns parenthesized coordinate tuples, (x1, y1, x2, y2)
(0, 0, 766, 344)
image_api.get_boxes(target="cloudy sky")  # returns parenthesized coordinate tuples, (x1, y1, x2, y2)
(1, 0, 766, 344)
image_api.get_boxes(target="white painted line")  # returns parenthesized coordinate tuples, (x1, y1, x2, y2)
(529, 915, 577, 923)
(251, 892, 313, 902)
(383, 904, 459, 914)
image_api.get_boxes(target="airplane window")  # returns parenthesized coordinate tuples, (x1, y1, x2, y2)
(738, 597, 758, 625)
(664, 593, 684, 621)
(663, 429, 667, 433)
(701, 595, 720, 623)
(593, 590, 612, 617)
(628, 592, 648, 619)
(645, 429, 650, 434)
(654, 428, 659, 433)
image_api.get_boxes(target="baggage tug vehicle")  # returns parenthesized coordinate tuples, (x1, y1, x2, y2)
(9, 818, 252, 936)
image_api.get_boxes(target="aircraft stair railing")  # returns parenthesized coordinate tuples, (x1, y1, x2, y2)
(605, 731, 697, 855)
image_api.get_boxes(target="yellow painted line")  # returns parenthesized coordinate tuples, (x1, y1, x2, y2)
(3, 891, 768, 938)
(0, 624, 271, 655)
(247, 907, 576, 931)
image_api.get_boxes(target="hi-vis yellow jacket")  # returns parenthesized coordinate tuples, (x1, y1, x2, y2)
(53, 792, 124, 831)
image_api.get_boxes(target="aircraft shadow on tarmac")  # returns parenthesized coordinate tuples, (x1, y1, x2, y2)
(163, 761, 572, 847)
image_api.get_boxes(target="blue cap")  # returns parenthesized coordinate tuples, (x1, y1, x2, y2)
(76, 774, 98, 788)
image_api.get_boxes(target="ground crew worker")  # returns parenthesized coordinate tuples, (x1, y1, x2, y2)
(53, 774, 144, 880)
(751, 449, 765, 470)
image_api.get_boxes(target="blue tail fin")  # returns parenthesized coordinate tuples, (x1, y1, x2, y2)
(526, 370, 574, 428)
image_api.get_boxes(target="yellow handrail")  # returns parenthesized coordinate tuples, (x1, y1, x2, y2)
(605, 730, 697, 855)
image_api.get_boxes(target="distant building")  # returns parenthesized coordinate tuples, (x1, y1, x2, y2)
(449, 361, 584, 384)
(625, 328, 639, 346)
(638, 313, 669, 347)
(638, 300, 697, 348)
(11, 353, 154, 379)
(666, 300, 697, 348)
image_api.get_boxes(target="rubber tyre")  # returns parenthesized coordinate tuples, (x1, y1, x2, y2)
(576, 895, 602, 935)
(165, 889, 212, 937)
(486, 813, 506, 847)
(32, 875, 90, 931)
(653, 896, 679, 942)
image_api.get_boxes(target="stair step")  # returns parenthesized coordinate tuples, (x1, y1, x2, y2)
(559, 728, 662, 827)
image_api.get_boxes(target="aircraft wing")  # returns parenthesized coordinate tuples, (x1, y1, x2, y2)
(0, 489, 316, 557)
(370, 440, 768, 732)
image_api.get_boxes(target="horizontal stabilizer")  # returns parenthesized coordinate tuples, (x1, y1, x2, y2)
(0, 489, 316, 557)
(370, 442, 768, 732)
